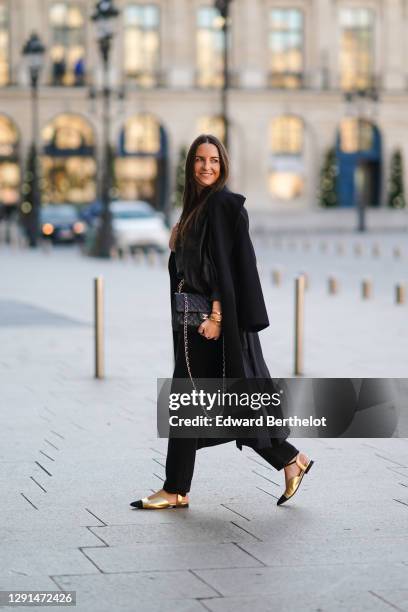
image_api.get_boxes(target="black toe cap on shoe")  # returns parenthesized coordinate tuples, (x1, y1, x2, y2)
(276, 495, 287, 506)
(130, 499, 143, 508)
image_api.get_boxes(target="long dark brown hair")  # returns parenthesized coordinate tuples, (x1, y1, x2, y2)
(176, 134, 229, 246)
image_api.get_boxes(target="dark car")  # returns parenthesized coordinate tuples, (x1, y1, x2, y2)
(40, 204, 87, 243)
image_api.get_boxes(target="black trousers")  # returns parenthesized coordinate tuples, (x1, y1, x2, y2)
(163, 327, 298, 496)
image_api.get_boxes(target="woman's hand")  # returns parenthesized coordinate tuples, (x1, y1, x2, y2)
(169, 223, 179, 252)
(197, 319, 221, 340)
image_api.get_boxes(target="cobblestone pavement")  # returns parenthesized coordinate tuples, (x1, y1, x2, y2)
(0, 239, 407, 612)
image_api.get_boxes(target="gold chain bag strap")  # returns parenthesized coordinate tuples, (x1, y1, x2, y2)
(178, 279, 226, 408)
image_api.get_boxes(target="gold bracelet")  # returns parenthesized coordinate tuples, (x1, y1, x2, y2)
(209, 318, 221, 326)
(209, 315, 222, 324)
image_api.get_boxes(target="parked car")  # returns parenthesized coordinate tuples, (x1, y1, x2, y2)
(40, 204, 87, 243)
(110, 200, 170, 252)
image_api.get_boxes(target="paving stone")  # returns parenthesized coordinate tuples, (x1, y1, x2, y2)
(89, 520, 257, 546)
(233, 537, 408, 567)
(194, 563, 408, 598)
(54, 570, 218, 605)
(0, 548, 99, 578)
(201, 591, 398, 612)
(84, 542, 262, 573)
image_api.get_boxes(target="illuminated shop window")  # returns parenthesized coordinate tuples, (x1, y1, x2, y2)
(339, 117, 374, 153)
(116, 114, 162, 201)
(0, 115, 20, 205)
(0, 1, 9, 86)
(269, 8, 304, 88)
(49, 2, 86, 86)
(124, 4, 160, 87)
(269, 116, 305, 200)
(340, 8, 375, 91)
(196, 6, 225, 88)
(196, 116, 226, 143)
(41, 114, 96, 203)
(0, 115, 18, 157)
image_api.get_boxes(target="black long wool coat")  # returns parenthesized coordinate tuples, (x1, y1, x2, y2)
(168, 186, 290, 450)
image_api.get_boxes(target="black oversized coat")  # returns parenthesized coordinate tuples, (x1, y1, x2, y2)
(169, 186, 290, 450)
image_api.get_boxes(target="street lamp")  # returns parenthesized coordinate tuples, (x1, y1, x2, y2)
(215, 0, 232, 151)
(91, 0, 120, 258)
(22, 33, 46, 248)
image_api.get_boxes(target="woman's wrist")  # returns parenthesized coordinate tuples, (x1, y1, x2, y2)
(212, 300, 222, 313)
(208, 316, 221, 326)
(211, 300, 222, 324)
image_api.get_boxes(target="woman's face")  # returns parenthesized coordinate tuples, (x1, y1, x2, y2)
(193, 142, 221, 189)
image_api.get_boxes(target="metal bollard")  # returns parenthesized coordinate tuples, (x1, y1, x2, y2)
(336, 243, 344, 255)
(21, 235, 29, 249)
(395, 284, 406, 304)
(328, 277, 338, 294)
(361, 279, 372, 299)
(393, 247, 401, 259)
(123, 246, 132, 261)
(319, 241, 327, 253)
(146, 247, 157, 265)
(110, 246, 119, 259)
(159, 249, 168, 267)
(134, 247, 144, 264)
(272, 269, 282, 286)
(372, 243, 380, 257)
(94, 276, 104, 379)
(294, 275, 305, 376)
(299, 271, 309, 290)
(354, 243, 363, 256)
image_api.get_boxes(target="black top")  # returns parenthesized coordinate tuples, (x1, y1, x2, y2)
(174, 203, 221, 301)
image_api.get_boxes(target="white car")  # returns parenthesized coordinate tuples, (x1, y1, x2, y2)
(111, 200, 170, 252)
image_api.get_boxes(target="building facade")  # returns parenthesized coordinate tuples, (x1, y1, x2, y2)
(0, 0, 408, 213)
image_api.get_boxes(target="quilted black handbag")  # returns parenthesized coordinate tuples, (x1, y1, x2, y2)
(173, 279, 212, 327)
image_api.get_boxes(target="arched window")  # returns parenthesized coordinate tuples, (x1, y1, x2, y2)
(124, 4, 160, 87)
(0, 1, 9, 86)
(268, 116, 305, 200)
(339, 118, 374, 153)
(116, 114, 168, 209)
(41, 114, 96, 203)
(0, 115, 20, 206)
(49, 2, 86, 86)
(196, 116, 226, 143)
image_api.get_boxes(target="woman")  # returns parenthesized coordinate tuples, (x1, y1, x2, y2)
(130, 134, 314, 510)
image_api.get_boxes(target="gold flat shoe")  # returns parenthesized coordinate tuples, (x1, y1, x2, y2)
(130, 494, 189, 509)
(277, 454, 314, 506)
